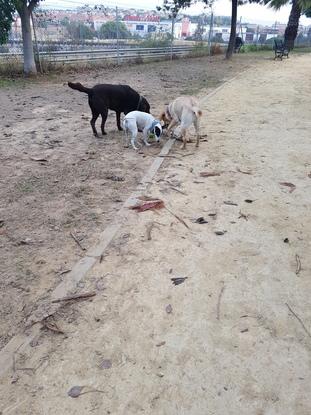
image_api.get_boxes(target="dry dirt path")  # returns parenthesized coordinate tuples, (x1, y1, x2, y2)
(1, 53, 310, 414)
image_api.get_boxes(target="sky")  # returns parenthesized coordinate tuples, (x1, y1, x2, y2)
(42, 0, 311, 26)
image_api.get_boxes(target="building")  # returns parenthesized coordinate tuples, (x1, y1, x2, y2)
(123, 14, 160, 37)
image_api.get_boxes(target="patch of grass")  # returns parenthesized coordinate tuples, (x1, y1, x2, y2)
(292, 46, 311, 54)
(240, 44, 272, 53)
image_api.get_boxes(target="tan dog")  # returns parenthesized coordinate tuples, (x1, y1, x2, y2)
(160, 96, 202, 149)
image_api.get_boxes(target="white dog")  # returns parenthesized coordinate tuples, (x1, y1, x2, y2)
(160, 96, 202, 149)
(123, 111, 162, 150)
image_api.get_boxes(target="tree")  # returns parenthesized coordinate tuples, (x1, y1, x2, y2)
(226, 0, 238, 58)
(257, 0, 311, 49)
(66, 22, 95, 40)
(99, 21, 131, 39)
(158, 0, 243, 59)
(0, 0, 16, 44)
(0, 0, 41, 75)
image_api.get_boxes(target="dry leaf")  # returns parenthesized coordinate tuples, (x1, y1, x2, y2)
(68, 386, 84, 398)
(279, 182, 296, 193)
(130, 199, 164, 213)
(165, 304, 173, 314)
(99, 359, 112, 369)
(171, 277, 187, 286)
(30, 157, 48, 162)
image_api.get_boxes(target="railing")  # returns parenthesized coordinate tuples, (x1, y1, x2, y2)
(0, 45, 196, 64)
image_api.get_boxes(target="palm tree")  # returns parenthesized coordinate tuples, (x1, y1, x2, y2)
(264, 0, 311, 49)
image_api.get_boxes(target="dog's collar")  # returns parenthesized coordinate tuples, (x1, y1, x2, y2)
(137, 95, 143, 110)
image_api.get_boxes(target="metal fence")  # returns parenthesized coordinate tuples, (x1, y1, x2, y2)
(0, 45, 198, 65)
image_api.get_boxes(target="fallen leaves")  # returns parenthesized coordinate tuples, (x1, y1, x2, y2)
(295, 254, 301, 275)
(68, 386, 84, 398)
(67, 386, 104, 398)
(194, 217, 208, 224)
(279, 182, 296, 193)
(165, 304, 173, 314)
(171, 277, 187, 286)
(130, 199, 164, 213)
(99, 359, 112, 369)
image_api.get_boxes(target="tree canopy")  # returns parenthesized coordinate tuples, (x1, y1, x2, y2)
(0, 0, 41, 44)
(99, 21, 131, 39)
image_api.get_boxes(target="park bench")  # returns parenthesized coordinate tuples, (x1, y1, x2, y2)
(234, 36, 244, 53)
(274, 39, 289, 60)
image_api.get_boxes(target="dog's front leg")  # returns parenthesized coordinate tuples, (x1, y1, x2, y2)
(167, 119, 179, 137)
(143, 128, 151, 146)
(194, 119, 200, 147)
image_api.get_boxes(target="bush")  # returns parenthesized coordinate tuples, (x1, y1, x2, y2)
(138, 38, 171, 48)
(210, 43, 223, 55)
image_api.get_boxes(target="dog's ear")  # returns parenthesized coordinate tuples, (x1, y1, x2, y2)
(154, 126, 162, 139)
(159, 111, 166, 121)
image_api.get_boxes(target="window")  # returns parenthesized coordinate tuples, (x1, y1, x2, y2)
(136, 25, 144, 31)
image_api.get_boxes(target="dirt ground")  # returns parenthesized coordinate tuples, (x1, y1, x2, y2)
(0, 54, 255, 349)
(1, 52, 311, 414)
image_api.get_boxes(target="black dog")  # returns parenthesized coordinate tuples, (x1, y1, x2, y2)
(68, 82, 150, 137)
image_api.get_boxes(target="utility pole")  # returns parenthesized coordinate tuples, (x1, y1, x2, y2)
(239, 16, 243, 40)
(115, 6, 120, 65)
(170, 13, 175, 61)
(208, 11, 214, 56)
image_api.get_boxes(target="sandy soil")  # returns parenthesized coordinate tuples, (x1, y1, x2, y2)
(0, 52, 311, 414)
(0, 54, 254, 349)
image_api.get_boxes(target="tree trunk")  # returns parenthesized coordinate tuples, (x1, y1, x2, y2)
(19, 4, 37, 75)
(284, 0, 301, 50)
(226, 0, 238, 59)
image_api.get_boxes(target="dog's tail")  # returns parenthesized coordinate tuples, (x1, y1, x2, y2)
(192, 106, 203, 118)
(68, 82, 92, 94)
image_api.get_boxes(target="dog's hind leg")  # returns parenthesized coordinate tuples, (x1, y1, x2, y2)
(90, 110, 100, 137)
(100, 108, 108, 136)
(116, 112, 123, 131)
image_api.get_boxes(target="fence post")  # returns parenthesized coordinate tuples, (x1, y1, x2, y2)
(115, 6, 120, 65)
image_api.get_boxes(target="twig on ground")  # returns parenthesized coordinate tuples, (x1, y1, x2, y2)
(237, 167, 252, 175)
(158, 155, 181, 159)
(216, 282, 225, 320)
(238, 211, 249, 221)
(295, 254, 301, 275)
(70, 232, 86, 251)
(170, 186, 187, 195)
(146, 222, 155, 241)
(165, 207, 189, 229)
(52, 291, 96, 303)
(42, 320, 64, 334)
(285, 303, 311, 339)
